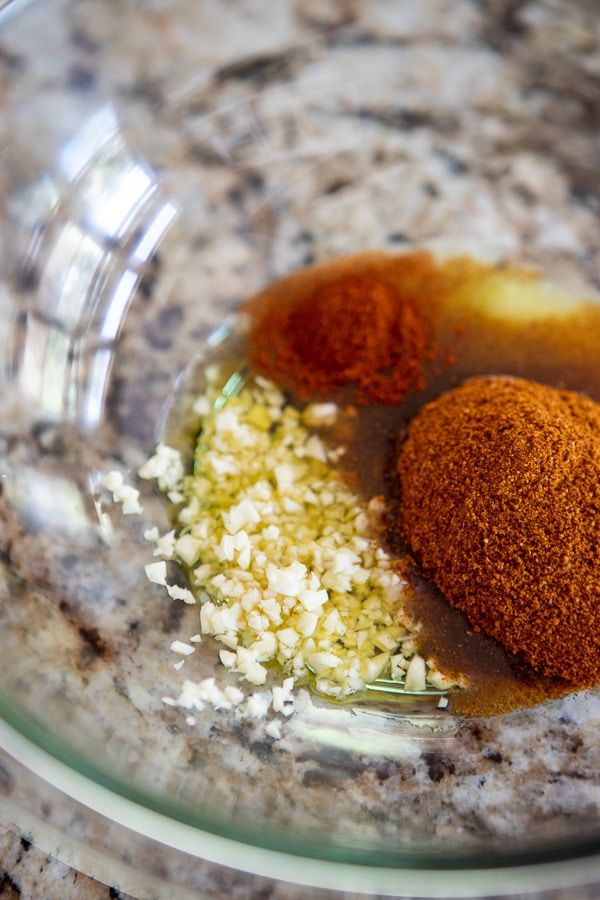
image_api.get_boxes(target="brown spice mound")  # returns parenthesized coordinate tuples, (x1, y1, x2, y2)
(397, 375, 600, 687)
(245, 252, 439, 404)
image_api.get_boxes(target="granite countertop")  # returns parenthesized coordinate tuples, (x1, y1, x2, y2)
(0, 825, 133, 900)
(2, 0, 600, 897)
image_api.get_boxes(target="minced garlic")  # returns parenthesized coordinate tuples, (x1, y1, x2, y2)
(140, 374, 454, 706)
(101, 470, 143, 515)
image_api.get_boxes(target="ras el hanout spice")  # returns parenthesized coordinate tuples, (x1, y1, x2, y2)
(398, 375, 600, 687)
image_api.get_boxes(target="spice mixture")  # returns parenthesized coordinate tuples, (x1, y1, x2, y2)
(141, 249, 600, 720)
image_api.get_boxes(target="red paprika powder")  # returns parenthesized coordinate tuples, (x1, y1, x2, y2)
(244, 251, 440, 404)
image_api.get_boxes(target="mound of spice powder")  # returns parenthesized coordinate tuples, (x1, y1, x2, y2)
(397, 375, 600, 687)
(244, 251, 440, 404)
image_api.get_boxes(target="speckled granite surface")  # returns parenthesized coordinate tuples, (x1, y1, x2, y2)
(0, 825, 134, 899)
(2, 0, 600, 897)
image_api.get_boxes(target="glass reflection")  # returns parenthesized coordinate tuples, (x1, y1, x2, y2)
(79, 346, 113, 430)
(38, 221, 106, 331)
(19, 315, 71, 418)
(13, 103, 178, 428)
(78, 151, 156, 242)
(58, 103, 120, 186)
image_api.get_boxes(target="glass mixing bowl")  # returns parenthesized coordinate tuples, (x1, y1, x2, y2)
(2, 1, 600, 897)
